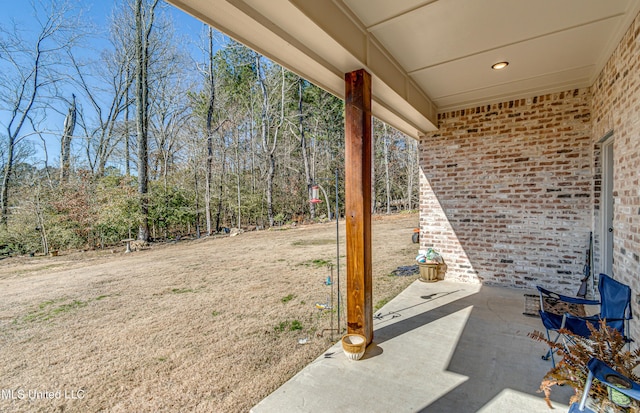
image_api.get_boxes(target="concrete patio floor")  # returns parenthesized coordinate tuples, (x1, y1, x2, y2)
(251, 279, 574, 413)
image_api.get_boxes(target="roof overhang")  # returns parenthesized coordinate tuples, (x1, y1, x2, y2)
(167, 0, 438, 138)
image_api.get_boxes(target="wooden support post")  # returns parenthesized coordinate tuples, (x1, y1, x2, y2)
(344, 69, 373, 344)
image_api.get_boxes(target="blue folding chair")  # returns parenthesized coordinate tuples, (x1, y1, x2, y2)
(569, 358, 640, 412)
(566, 274, 633, 343)
(536, 286, 598, 367)
(537, 274, 632, 367)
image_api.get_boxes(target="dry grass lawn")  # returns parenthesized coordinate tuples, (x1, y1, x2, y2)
(0, 213, 419, 412)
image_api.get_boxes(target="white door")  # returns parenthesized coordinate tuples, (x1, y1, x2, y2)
(602, 136, 614, 275)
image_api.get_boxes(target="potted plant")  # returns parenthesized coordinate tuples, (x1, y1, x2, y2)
(416, 248, 442, 282)
(530, 321, 640, 412)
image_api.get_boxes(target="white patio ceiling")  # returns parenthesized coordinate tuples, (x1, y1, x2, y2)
(166, 0, 640, 139)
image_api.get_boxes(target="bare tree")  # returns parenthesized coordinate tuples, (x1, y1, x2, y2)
(71, 39, 133, 177)
(0, 6, 422, 252)
(256, 56, 287, 227)
(0, 0, 81, 226)
(150, 84, 190, 183)
(372, 119, 418, 212)
(146, 12, 190, 183)
(295, 78, 316, 219)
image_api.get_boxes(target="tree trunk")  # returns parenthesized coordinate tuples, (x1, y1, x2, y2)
(371, 149, 376, 214)
(34, 187, 49, 255)
(256, 56, 272, 226)
(0, 141, 14, 227)
(205, 132, 213, 234)
(235, 125, 241, 230)
(135, 0, 158, 241)
(266, 151, 275, 226)
(125, 66, 131, 176)
(250, 105, 257, 194)
(205, 26, 215, 235)
(60, 94, 77, 183)
(407, 140, 416, 210)
(135, 0, 148, 240)
(194, 159, 201, 238)
(383, 123, 391, 214)
(215, 139, 226, 233)
(298, 79, 314, 219)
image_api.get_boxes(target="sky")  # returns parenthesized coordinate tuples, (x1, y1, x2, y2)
(0, 0, 219, 169)
(1, 0, 211, 59)
(1, 0, 206, 43)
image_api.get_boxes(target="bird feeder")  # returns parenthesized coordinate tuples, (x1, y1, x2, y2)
(310, 185, 322, 204)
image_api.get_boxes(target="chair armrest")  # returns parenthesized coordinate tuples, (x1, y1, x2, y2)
(563, 314, 631, 342)
(587, 358, 640, 401)
(564, 313, 600, 321)
(536, 286, 600, 306)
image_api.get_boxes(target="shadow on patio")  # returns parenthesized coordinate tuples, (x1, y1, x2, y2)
(251, 280, 573, 413)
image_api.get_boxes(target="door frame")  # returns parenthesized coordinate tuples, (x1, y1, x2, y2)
(600, 132, 614, 276)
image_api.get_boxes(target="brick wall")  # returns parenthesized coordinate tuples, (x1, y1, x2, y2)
(419, 90, 593, 291)
(417, 9, 640, 343)
(591, 11, 640, 341)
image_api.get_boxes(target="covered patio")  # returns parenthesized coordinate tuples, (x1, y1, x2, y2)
(250, 279, 573, 412)
(165, 0, 640, 410)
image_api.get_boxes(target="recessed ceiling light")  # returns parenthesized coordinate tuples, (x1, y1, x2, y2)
(492, 61, 509, 70)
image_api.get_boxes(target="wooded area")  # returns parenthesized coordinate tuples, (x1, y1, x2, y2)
(0, 0, 418, 256)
